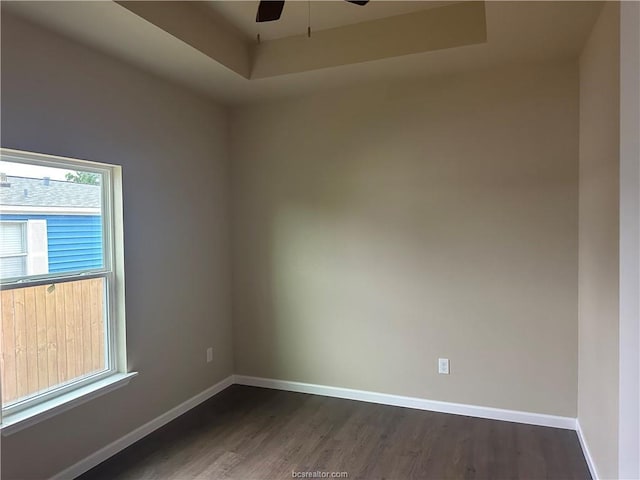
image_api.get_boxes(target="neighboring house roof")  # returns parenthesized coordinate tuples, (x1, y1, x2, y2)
(0, 176, 101, 209)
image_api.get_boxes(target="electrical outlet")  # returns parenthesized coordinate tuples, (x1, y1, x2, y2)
(206, 347, 213, 363)
(438, 358, 450, 375)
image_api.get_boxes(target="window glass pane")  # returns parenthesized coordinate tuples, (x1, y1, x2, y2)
(0, 278, 107, 407)
(0, 256, 26, 278)
(0, 161, 104, 277)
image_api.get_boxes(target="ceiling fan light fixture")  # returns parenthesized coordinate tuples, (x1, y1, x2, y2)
(255, 0, 369, 24)
(256, 0, 285, 23)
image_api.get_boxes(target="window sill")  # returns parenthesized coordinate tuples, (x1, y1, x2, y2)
(1, 372, 138, 436)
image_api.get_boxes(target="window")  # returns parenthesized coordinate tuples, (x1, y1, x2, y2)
(0, 221, 27, 278)
(0, 149, 129, 425)
(1, 219, 49, 280)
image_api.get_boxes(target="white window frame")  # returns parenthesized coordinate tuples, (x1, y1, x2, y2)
(0, 148, 133, 433)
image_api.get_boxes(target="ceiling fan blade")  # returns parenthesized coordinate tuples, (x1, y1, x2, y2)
(345, 0, 369, 5)
(256, 0, 285, 22)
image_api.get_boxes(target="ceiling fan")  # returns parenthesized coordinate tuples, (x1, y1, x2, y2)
(256, 0, 370, 23)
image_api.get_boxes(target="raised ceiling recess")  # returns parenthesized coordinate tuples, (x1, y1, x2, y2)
(2, 1, 603, 104)
(118, 1, 487, 79)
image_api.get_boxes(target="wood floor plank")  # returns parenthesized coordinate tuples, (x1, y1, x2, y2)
(79, 386, 591, 480)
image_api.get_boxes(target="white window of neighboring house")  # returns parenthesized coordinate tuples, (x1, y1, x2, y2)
(0, 221, 27, 278)
(0, 220, 49, 279)
(0, 149, 134, 433)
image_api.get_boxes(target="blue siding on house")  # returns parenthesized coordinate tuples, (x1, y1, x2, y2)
(0, 214, 103, 273)
(47, 215, 103, 272)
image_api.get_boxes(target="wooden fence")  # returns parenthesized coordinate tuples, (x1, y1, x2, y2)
(0, 278, 105, 405)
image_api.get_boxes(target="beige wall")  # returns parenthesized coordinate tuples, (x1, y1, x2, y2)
(1, 12, 233, 480)
(578, 2, 621, 479)
(230, 62, 580, 417)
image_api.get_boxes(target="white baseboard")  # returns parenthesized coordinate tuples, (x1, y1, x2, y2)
(576, 419, 600, 480)
(234, 375, 577, 430)
(50, 375, 235, 480)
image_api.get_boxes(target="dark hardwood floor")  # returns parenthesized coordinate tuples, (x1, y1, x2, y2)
(79, 385, 591, 480)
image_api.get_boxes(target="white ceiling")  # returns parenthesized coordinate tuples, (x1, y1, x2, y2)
(205, 1, 456, 41)
(2, 1, 602, 105)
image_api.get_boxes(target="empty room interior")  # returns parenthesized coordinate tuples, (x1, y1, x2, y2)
(0, 1, 639, 479)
